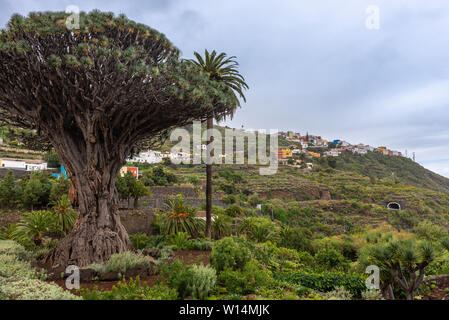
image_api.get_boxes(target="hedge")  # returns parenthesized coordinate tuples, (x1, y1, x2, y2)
(274, 271, 365, 297)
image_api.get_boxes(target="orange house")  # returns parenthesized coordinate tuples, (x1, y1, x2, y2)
(120, 166, 139, 179)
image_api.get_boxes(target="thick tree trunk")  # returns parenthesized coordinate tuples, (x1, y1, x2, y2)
(45, 149, 131, 268)
(205, 117, 213, 239)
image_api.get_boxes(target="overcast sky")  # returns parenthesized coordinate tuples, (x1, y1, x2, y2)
(1, 0, 448, 177)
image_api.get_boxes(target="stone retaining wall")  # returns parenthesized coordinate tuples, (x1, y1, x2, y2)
(424, 274, 449, 287)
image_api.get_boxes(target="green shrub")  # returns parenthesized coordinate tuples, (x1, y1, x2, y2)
(218, 260, 273, 295)
(238, 217, 280, 243)
(210, 237, 251, 272)
(185, 265, 217, 300)
(322, 286, 353, 300)
(222, 195, 237, 204)
(0, 240, 79, 300)
(279, 227, 313, 253)
(161, 262, 216, 299)
(212, 215, 232, 240)
(130, 233, 151, 250)
(274, 271, 365, 297)
(104, 251, 149, 274)
(169, 232, 190, 250)
(80, 276, 177, 300)
(187, 238, 214, 251)
(225, 204, 244, 217)
(314, 249, 350, 272)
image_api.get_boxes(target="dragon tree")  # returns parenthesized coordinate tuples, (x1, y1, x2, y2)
(0, 11, 240, 267)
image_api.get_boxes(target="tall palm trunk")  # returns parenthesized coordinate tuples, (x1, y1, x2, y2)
(205, 116, 213, 239)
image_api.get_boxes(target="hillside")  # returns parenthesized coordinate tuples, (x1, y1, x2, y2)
(313, 151, 449, 194)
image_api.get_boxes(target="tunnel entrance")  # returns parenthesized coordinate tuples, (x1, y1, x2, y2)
(387, 202, 401, 210)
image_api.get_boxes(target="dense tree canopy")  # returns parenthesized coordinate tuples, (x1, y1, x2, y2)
(0, 11, 242, 267)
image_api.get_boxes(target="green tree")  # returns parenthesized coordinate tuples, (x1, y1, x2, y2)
(0, 11, 240, 266)
(190, 50, 248, 239)
(49, 177, 71, 206)
(44, 150, 61, 168)
(22, 172, 52, 210)
(132, 180, 149, 209)
(116, 172, 136, 209)
(0, 170, 17, 208)
(360, 239, 438, 300)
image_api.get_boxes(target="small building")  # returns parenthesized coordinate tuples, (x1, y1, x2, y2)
(26, 163, 48, 171)
(120, 167, 139, 179)
(196, 211, 217, 222)
(0, 160, 26, 170)
(308, 151, 321, 158)
(277, 148, 293, 159)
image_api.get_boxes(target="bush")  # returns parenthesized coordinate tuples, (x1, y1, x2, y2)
(0, 240, 79, 300)
(130, 233, 151, 250)
(274, 271, 366, 297)
(169, 232, 190, 250)
(212, 215, 232, 240)
(279, 227, 313, 253)
(248, 194, 261, 207)
(161, 262, 217, 299)
(225, 204, 244, 217)
(222, 195, 237, 204)
(187, 238, 214, 251)
(210, 237, 251, 272)
(218, 260, 273, 295)
(238, 217, 280, 243)
(185, 265, 217, 300)
(314, 249, 350, 272)
(103, 251, 149, 274)
(322, 286, 353, 300)
(80, 276, 177, 300)
(414, 220, 448, 242)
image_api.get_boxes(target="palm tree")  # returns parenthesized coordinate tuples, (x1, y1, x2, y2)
(190, 50, 248, 238)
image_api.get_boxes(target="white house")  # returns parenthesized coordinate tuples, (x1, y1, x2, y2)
(26, 163, 48, 171)
(127, 150, 163, 164)
(170, 151, 190, 164)
(0, 160, 26, 170)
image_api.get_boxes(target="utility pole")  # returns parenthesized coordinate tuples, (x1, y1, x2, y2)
(413, 152, 415, 162)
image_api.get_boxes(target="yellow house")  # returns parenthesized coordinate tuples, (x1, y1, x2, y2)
(377, 146, 387, 152)
(308, 151, 321, 158)
(277, 148, 293, 159)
